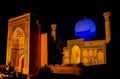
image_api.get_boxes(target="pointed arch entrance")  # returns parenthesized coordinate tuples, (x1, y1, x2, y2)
(18, 54, 24, 72)
(11, 27, 25, 72)
(71, 45, 81, 64)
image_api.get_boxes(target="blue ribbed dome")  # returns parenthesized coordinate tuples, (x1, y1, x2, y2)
(75, 17, 97, 41)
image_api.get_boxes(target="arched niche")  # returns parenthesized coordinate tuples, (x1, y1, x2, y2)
(12, 27, 25, 48)
(98, 50, 104, 64)
(71, 45, 81, 64)
(11, 27, 25, 71)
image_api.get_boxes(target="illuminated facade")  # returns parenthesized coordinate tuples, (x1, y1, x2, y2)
(62, 12, 111, 66)
(50, 12, 111, 75)
(62, 39, 106, 66)
(5, 12, 111, 77)
(6, 13, 48, 75)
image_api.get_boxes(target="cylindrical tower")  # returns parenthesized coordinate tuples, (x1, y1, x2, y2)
(103, 12, 111, 43)
(51, 24, 57, 41)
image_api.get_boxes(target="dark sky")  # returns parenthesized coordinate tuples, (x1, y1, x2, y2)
(0, 0, 118, 64)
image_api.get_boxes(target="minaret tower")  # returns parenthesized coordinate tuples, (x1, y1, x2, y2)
(51, 24, 57, 41)
(103, 12, 111, 43)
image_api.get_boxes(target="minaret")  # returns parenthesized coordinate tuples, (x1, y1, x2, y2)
(103, 12, 111, 43)
(51, 24, 57, 41)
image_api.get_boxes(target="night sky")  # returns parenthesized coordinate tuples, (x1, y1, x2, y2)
(0, 0, 118, 66)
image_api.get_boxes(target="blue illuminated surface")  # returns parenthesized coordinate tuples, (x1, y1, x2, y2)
(75, 17, 97, 41)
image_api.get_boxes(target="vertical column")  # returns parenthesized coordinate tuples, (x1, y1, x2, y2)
(103, 12, 111, 43)
(6, 22, 12, 65)
(51, 24, 57, 41)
